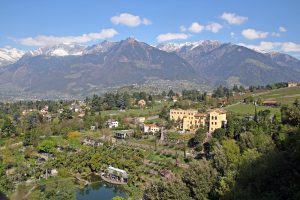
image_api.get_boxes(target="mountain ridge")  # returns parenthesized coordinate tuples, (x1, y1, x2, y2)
(0, 38, 299, 99)
(0, 38, 199, 99)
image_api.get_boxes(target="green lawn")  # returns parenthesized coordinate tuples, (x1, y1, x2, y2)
(225, 103, 281, 116)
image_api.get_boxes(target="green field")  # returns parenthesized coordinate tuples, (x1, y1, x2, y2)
(225, 103, 280, 116)
(254, 86, 300, 104)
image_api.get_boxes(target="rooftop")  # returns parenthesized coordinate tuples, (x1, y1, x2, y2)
(195, 113, 207, 117)
(144, 123, 159, 128)
(209, 108, 227, 114)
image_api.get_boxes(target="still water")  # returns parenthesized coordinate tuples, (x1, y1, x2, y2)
(76, 174, 127, 200)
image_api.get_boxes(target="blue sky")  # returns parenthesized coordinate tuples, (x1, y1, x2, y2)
(1, 0, 300, 57)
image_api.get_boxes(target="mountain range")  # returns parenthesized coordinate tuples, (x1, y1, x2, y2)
(0, 38, 299, 99)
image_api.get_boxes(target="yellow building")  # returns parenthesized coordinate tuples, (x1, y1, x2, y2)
(208, 109, 227, 132)
(170, 109, 207, 131)
(170, 108, 227, 132)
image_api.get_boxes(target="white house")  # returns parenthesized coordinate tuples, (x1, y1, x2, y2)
(143, 124, 160, 134)
(107, 119, 119, 128)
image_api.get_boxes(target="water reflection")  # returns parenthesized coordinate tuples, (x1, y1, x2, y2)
(76, 174, 126, 200)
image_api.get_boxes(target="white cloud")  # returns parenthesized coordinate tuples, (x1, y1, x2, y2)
(271, 32, 280, 37)
(241, 28, 269, 40)
(221, 12, 248, 25)
(258, 41, 278, 51)
(180, 25, 187, 32)
(18, 29, 118, 46)
(238, 42, 281, 53)
(156, 33, 189, 42)
(111, 13, 151, 27)
(239, 41, 300, 53)
(279, 26, 287, 32)
(270, 27, 287, 37)
(205, 23, 222, 33)
(142, 18, 152, 25)
(188, 22, 204, 33)
(281, 42, 300, 52)
(180, 22, 222, 34)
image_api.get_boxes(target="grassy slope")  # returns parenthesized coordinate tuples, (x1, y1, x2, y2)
(225, 103, 280, 116)
(254, 86, 300, 104)
(226, 86, 300, 116)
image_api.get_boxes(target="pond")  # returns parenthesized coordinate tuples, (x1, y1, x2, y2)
(76, 174, 127, 200)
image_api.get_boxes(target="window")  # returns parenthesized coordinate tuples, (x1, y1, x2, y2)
(211, 122, 213, 125)
(215, 122, 217, 125)
(215, 116, 217, 120)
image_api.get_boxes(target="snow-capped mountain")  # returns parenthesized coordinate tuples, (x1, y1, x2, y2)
(0, 47, 25, 67)
(83, 40, 117, 54)
(157, 40, 221, 52)
(24, 44, 86, 57)
(0, 40, 222, 67)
